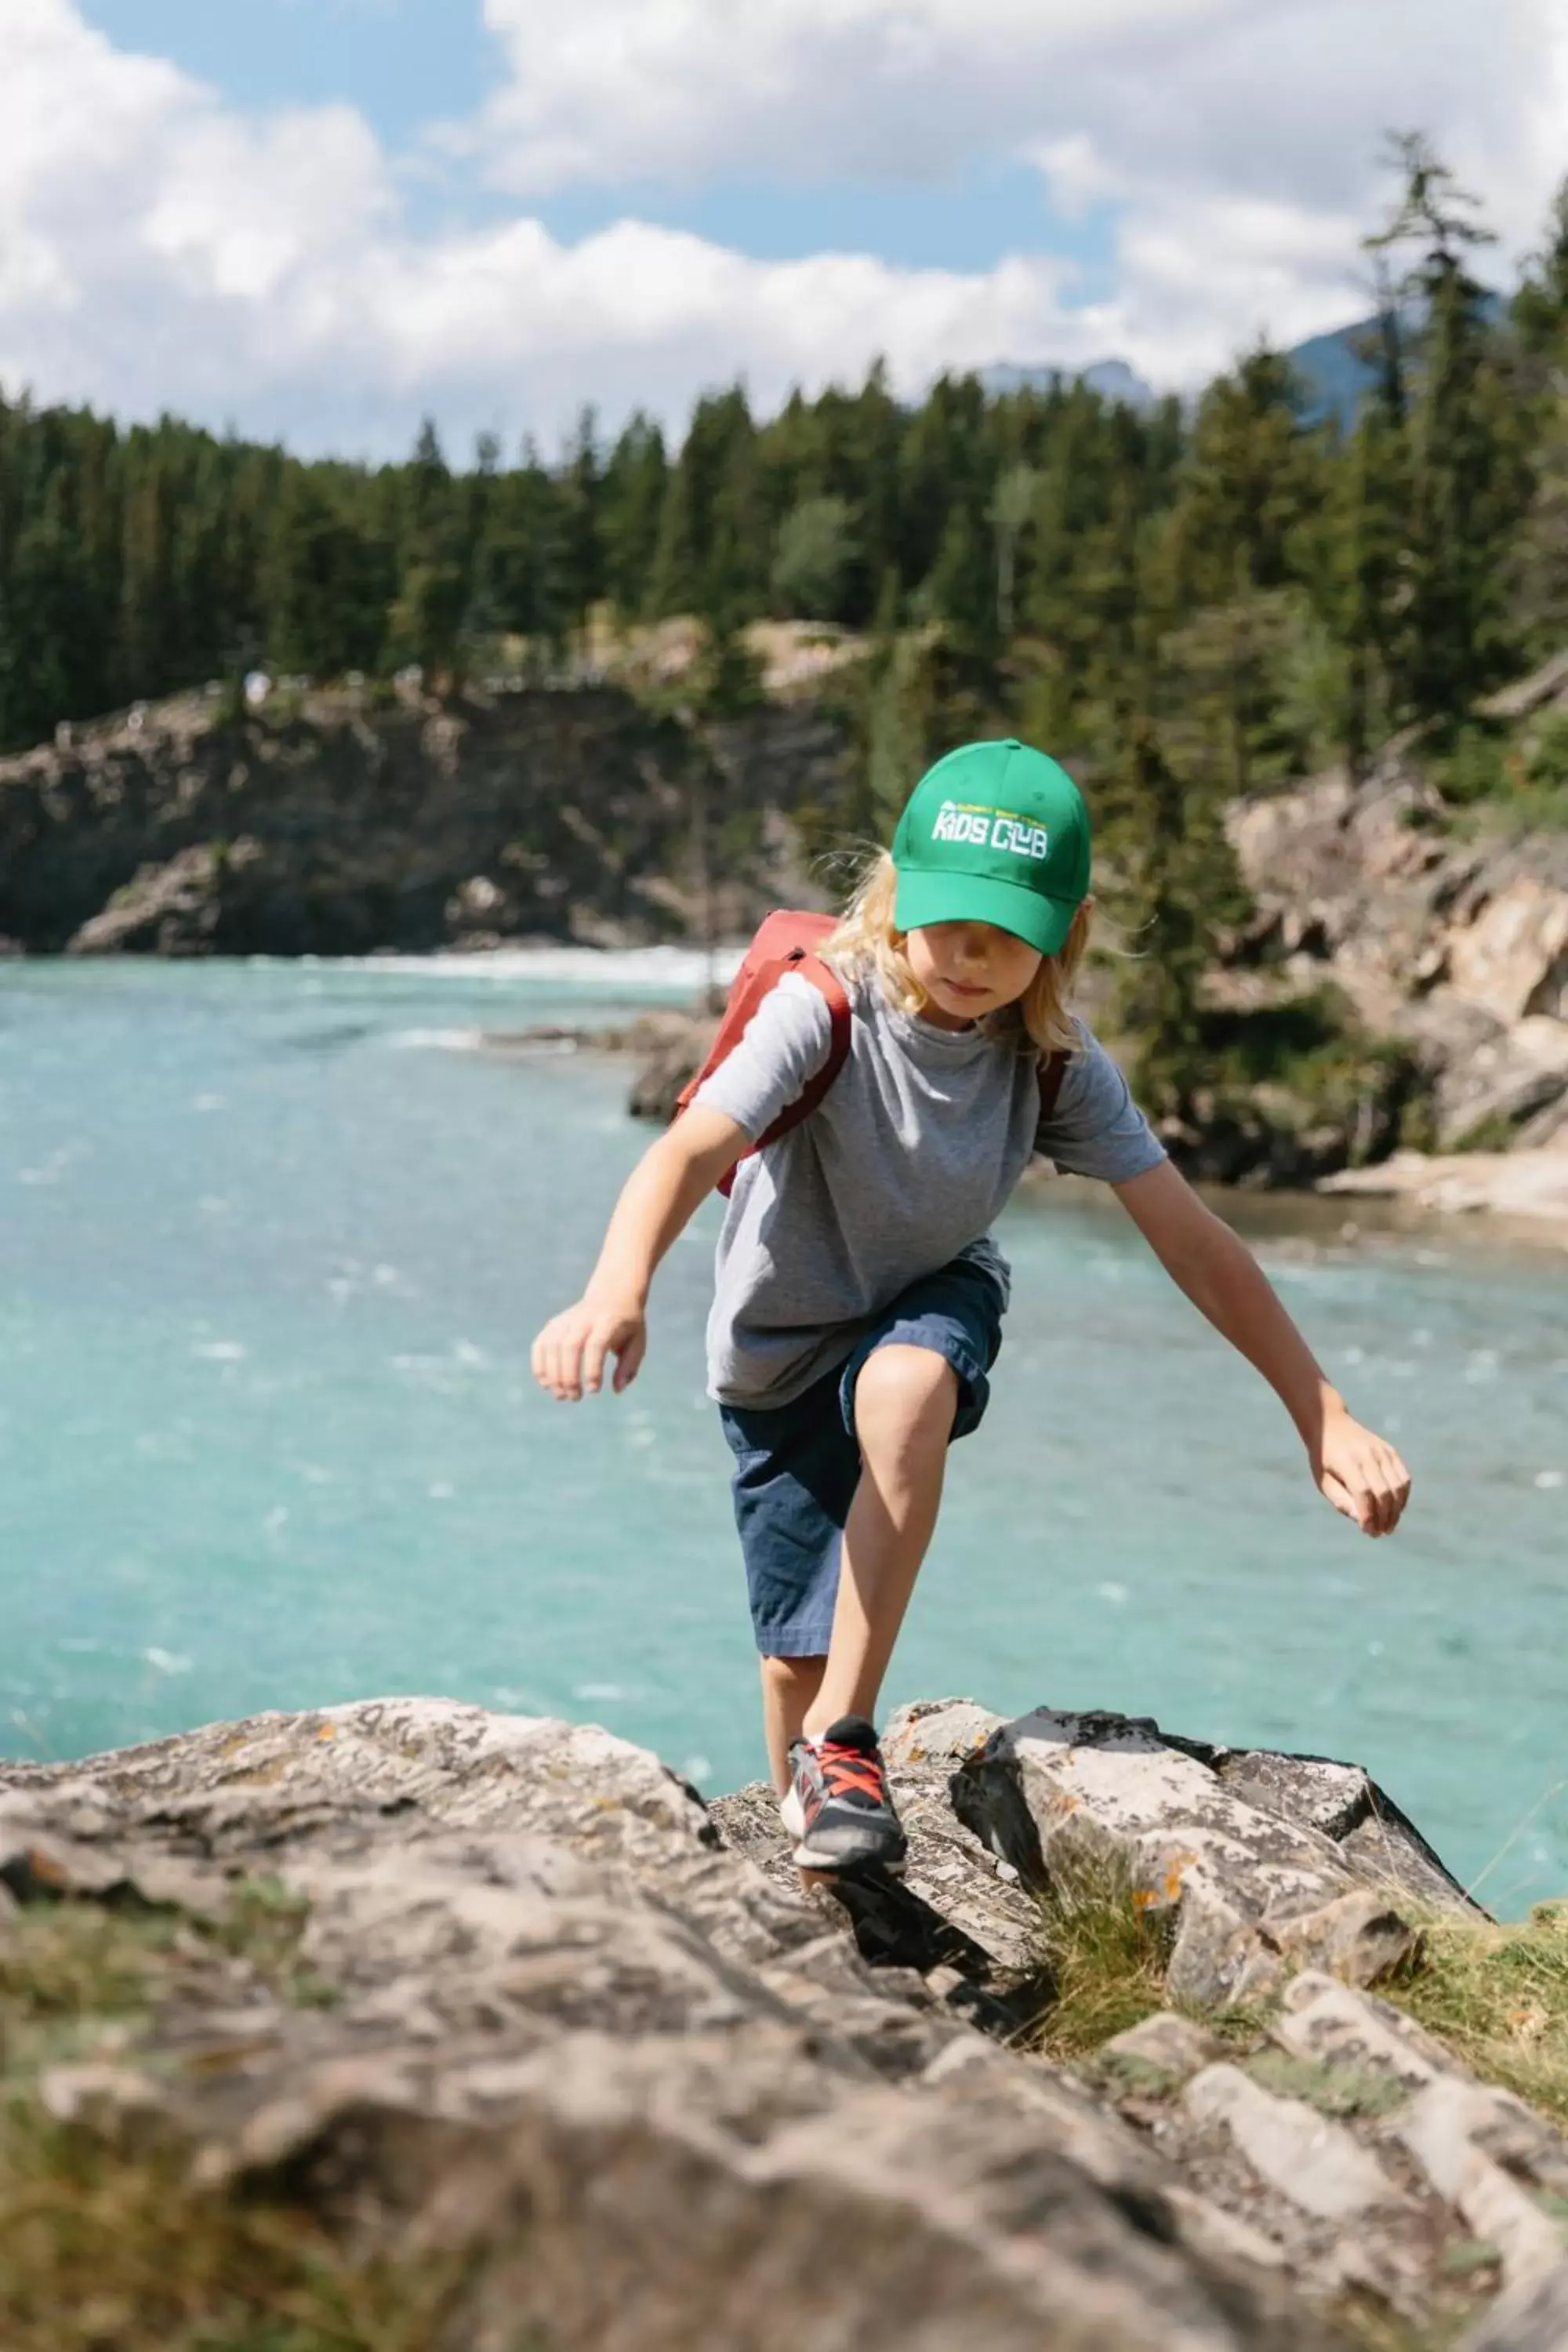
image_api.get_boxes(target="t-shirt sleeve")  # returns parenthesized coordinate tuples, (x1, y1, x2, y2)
(1035, 1022, 1167, 1184)
(687, 971, 836, 1142)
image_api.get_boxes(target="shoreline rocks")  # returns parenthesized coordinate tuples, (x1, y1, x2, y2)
(494, 1008, 1568, 1238)
(4, 1695, 1564, 2349)
(1319, 1143, 1568, 1230)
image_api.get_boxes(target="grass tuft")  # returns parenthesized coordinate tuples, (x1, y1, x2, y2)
(0, 1894, 482, 2350)
(1380, 1901, 1568, 2129)
(1093, 2050, 1185, 2100)
(1027, 1863, 1568, 2143)
(209, 1879, 340, 2011)
(0, 1903, 181, 2026)
(1025, 1864, 1263, 2062)
(1026, 1868, 1174, 2060)
(1437, 2240, 1502, 2280)
(0, 2102, 477, 2352)
(1334, 2295, 1475, 2352)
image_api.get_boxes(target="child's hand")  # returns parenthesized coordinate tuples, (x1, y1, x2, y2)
(1314, 1407, 1411, 1537)
(531, 1291, 648, 1401)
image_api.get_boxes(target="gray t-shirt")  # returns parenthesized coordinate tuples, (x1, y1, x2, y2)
(690, 967, 1165, 1407)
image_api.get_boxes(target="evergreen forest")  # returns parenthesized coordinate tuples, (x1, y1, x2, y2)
(2, 140, 1568, 1120)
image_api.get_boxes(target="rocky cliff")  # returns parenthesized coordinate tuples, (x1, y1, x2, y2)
(7, 666, 1568, 1211)
(0, 683, 852, 957)
(1228, 754, 1568, 1159)
(4, 1697, 1566, 2350)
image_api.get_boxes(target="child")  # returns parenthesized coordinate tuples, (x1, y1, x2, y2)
(532, 739, 1411, 1875)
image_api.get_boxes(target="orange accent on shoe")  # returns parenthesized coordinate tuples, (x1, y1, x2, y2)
(814, 1740, 888, 1805)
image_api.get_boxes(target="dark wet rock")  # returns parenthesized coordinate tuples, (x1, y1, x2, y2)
(478, 1008, 719, 1122)
(625, 1010, 718, 1120)
(68, 838, 265, 955)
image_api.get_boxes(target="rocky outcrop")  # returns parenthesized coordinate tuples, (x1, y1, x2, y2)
(485, 1008, 720, 1121)
(4, 1695, 1563, 2349)
(0, 683, 852, 956)
(906, 1700, 1475, 2007)
(1229, 744, 1568, 1163)
(622, 1009, 721, 1120)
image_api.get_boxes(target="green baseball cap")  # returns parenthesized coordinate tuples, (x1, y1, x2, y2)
(891, 739, 1092, 957)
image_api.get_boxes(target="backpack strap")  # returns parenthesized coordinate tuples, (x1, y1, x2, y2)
(757, 951, 852, 1142)
(716, 950, 851, 1196)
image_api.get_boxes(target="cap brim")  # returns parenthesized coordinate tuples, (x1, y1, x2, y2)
(894, 869, 1079, 957)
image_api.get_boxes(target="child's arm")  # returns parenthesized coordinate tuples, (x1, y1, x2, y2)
(532, 1107, 749, 1402)
(1112, 1160, 1412, 1538)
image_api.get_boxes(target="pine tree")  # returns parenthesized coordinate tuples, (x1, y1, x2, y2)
(649, 387, 764, 630)
(990, 460, 1036, 639)
(1109, 719, 1249, 1127)
(599, 414, 669, 621)
(387, 419, 469, 681)
(117, 436, 178, 704)
(1321, 398, 1407, 772)
(1365, 135, 1523, 720)
(1171, 347, 1323, 606)
(556, 407, 605, 635)
(1515, 177, 1568, 358)
(263, 469, 386, 680)
(863, 631, 931, 840)
(771, 495, 858, 619)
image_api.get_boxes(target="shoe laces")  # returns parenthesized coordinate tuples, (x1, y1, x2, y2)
(815, 1737, 887, 1805)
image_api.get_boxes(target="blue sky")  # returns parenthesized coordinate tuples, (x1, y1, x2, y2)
(5, 0, 1560, 458)
(78, 0, 1120, 286)
(82, 0, 496, 151)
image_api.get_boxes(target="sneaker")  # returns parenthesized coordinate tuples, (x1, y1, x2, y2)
(779, 1715, 907, 1875)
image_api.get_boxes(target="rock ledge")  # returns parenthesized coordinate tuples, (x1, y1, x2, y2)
(2, 1696, 1563, 2350)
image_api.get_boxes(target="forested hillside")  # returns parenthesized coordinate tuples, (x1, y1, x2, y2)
(2, 142, 1567, 1148)
(3, 143, 1562, 779)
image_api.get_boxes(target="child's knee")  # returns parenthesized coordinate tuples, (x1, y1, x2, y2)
(761, 1653, 826, 1695)
(853, 1344, 958, 1454)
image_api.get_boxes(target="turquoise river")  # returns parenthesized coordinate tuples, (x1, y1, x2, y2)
(2, 956, 1565, 1915)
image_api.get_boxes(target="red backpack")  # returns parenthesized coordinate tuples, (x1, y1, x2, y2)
(674, 908, 1069, 1196)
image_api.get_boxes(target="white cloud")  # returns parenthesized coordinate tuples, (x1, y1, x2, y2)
(0, 0, 1563, 459)
(471, 0, 1246, 194)
(474, 0, 1563, 236)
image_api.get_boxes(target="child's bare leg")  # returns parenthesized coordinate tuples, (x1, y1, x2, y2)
(760, 1654, 826, 1793)
(804, 1345, 956, 1738)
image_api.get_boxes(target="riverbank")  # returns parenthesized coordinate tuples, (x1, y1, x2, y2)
(1323, 1146, 1568, 1232)
(3, 1694, 1566, 2350)
(3, 659, 1567, 1193)
(488, 1006, 1568, 1244)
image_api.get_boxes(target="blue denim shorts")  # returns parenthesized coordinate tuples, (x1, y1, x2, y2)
(718, 1256, 1005, 1658)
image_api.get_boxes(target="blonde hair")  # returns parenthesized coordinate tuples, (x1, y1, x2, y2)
(824, 851, 1091, 1057)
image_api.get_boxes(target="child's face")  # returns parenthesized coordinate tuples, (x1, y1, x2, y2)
(904, 921, 1044, 1027)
